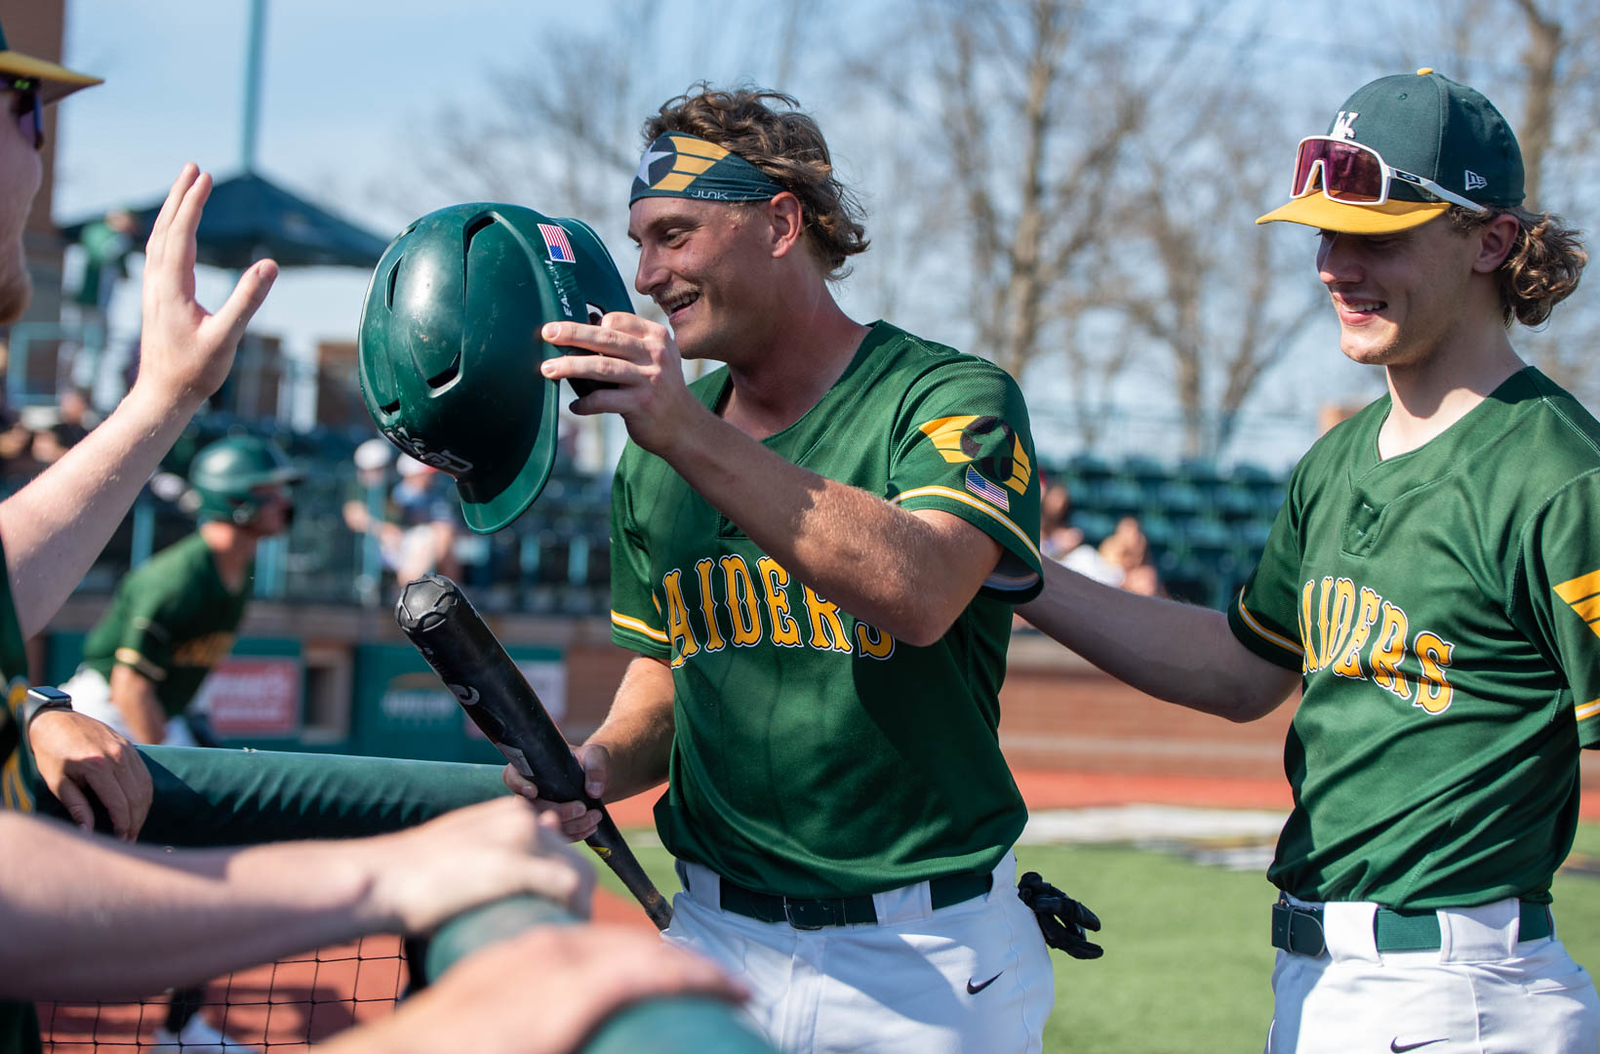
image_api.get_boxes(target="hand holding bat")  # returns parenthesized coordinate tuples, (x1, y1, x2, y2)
(502, 743, 610, 842)
(395, 575, 673, 930)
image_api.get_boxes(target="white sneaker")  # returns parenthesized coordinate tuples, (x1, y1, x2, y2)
(149, 1014, 261, 1053)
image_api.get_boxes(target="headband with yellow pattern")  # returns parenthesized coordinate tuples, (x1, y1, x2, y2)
(629, 133, 788, 205)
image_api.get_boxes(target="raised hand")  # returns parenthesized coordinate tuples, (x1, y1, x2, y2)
(133, 164, 278, 412)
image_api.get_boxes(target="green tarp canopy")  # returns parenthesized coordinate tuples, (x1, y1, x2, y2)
(59, 170, 390, 270)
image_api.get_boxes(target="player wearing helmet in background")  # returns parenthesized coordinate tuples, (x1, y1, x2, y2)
(64, 435, 299, 749)
(60, 434, 299, 1054)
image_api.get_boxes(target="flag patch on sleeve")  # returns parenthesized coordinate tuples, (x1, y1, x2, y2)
(965, 465, 1010, 511)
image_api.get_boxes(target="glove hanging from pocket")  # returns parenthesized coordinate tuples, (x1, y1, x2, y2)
(1016, 870, 1103, 959)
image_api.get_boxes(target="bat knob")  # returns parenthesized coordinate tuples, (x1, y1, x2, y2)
(395, 574, 461, 632)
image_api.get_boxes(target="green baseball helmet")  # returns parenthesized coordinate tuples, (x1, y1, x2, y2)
(357, 203, 633, 534)
(185, 435, 301, 524)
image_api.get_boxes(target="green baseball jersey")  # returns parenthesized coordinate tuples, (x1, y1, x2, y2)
(0, 544, 42, 1054)
(610, 322, 1042, 898)
(1230, 367, 1600, 910)
(82, 533, 249, 719)
(0, 536, 34, 809)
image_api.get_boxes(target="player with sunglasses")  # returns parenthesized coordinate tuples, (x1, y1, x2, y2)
(2, 77, 41, 152)
(1019, 69, 1596, 1052)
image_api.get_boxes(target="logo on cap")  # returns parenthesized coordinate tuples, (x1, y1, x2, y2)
(1331, 111, 1359, 141)
(1463, 170, 1487, 192)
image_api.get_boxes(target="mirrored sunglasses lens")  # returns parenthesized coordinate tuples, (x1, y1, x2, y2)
(1294, 140, 1386, 203)
(1321, 142, 1383, 203)
(1292, 140, 1325, 196)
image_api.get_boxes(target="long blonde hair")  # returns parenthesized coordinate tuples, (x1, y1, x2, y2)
(1450, 206, 1587, 327)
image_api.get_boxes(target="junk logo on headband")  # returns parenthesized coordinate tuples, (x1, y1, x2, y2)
(629, 134, 788, 205)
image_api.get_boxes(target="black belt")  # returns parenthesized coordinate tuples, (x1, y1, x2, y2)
(1272, 896, 1553, 956)
(719, 870, 994, 930)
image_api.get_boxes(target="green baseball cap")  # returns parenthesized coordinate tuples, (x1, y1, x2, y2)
(1258, 68, 1523, 234)
(0, 18, 102, 104)
(357, 204, 633, 534)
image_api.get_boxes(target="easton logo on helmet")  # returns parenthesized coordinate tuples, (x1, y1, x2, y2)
(384, 426, 473, 474)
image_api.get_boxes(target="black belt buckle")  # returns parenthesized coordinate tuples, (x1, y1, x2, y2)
(1271, 899, 1327, 957)
(785, 897, 843, 930)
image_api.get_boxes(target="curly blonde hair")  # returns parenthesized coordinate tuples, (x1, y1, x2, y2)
(643, 85, 869, 279)
(1449, 206, 1587, 327)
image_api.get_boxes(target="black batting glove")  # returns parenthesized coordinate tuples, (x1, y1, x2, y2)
(1017, 870, 1103, 960)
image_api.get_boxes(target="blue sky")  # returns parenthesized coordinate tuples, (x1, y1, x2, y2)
(54, 1, 600, 365)
(48, 0, 1514, 464)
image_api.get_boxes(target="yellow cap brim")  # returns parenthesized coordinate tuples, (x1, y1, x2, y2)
(0, 50, 102, 104)
(1256, 195, 1450, 234)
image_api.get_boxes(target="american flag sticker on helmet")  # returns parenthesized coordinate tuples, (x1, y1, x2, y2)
(538, 223, 576, 263)
(965, 465, 1010, 511)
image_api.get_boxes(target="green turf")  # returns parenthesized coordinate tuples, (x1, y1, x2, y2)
(1570, 821, 1600, 861)
(597, 826, 1600, 1054)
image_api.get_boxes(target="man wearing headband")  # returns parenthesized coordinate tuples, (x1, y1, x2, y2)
(519, 86, 1060, 1051)
(1019, 69, 1598, 1051)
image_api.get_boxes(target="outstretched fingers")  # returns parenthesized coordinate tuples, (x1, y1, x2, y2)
(144, 163, 199, 270)
(166, 170, 214, 282)
(211, 259, 279, 346)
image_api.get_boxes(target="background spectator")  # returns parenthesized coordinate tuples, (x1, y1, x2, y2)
(1040, 479, 1125, 588)
(1098, 516, 1164, 597)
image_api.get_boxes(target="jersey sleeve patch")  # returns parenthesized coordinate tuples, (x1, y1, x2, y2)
(1552, 570, 1600, 639)
(1228, 591, 1303, 672)
(916, 415, 1033, 498)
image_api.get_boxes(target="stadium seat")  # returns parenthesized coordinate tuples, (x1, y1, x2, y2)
(1213, 481, 1261, 522)
(1181, 516, 1235, 557)
(1234, 517, 1274, 552)
(1137, 512, 1181, 554)
(1063, 453, 1113, 483)
(1153, 479, 1206, 518)
(1069, 510, 1118, 548)
(1177, 458, 1224, 487)
(1119, 454, 1168, 483)
(1096, 478, 1145, 517)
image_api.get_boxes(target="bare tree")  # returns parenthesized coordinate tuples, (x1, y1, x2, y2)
(388, 0, 830, 255)
(848, 0, 1326, 457)
(1097, 77, 1326, 458)
(869, 0, 1201, 379)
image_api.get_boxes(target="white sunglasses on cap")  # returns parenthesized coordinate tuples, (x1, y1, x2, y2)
(1292, 136, 1487, 214)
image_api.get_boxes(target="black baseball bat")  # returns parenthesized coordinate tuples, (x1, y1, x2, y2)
(395, 574, 673, 930)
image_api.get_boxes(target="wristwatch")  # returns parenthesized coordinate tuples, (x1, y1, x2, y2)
(19, 685, 73, 735)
